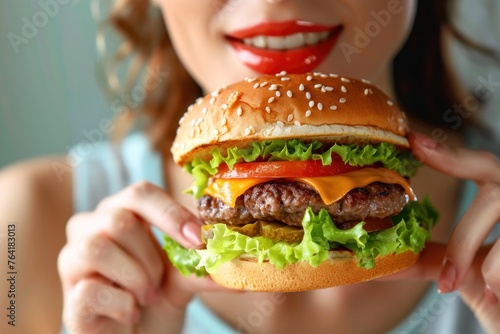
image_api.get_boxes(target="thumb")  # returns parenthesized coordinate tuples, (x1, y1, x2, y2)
(376, 242, 447, 282)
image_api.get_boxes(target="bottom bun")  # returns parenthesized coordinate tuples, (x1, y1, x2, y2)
(210, 250, 419, 292)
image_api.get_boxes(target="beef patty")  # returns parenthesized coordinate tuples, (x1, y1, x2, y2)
(198, 181, 408, 227)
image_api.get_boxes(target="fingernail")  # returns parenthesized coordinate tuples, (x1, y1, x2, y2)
(484, 284, 499, 305)
(438, 259, 457, 293)
(182, 221, 202, 246)
(412, 132, 437, 150)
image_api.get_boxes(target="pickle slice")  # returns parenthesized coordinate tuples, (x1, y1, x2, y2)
(259, 222, 304, 244)
(202, 221, 304, 244)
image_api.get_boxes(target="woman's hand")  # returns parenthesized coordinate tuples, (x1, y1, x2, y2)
(387, 132, 500, 333)
(58, 181, 230, 333)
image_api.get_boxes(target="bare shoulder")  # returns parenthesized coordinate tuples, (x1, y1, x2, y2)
(0, 156, 73, 219)
(0, 156, 73, 332)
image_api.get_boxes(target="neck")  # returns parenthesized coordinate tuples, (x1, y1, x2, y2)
(369, 63, 396, 99)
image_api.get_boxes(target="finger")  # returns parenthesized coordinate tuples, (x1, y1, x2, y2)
(58, 233, 153, 306)
(438, 183, 500, 293)
(409, 132, 500, 183)
(64, 277, 140, 330)
(66, 210, 165, 289)
(97, 181, 204, 248)
(376, 242, 446, 281)
(481, 239, 500, 305)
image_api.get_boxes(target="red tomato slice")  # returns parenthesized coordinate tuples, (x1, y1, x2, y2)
(216, 155, 364, 179)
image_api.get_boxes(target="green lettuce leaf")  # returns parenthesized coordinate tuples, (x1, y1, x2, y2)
(163, 198, 438, 276)
(163, 237, 207, 277)
(185, 140, 419, 198)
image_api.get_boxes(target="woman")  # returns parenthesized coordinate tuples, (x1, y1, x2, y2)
(0, 0, 498, 333)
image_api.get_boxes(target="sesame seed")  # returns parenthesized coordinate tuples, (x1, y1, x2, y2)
(321, 86, 326, 93)
(341, 77, 351, 83)
(276, 70, 287, 76)
(306, 92, 312, 100)
(305, 110, 312, 117)
(341, 85, 347, 93)
(269, 84, 278, 91)
(329, 73, 339, 78)
(237, 106, 243, 116)
(221, 103, 228, 110)
(221, 117, 227, 125)
(211, 90, 220, 97)
(187, 104, 193, 111)
(253, 83, 259, 89)
(306, 75, 313, 81)
(268, 97, 275, 103)
(277, 121, 284, 127)
(299, 84, 305, 91)
(294, 121, 302, 126)
(244, 128, 251, 136)
(314, 84, 322, 89)
(387, 100, 394, 106)
(325, 86, 334, 91)
(196, 97, 203, 105)
(361, 79, 371, 84)
(213, 129, 219, 136)
(287, 90, 293, 98)
(364, 89, 369, 95)
(276, 91, 281, 97)
(339, 98, 347, 104)
(266, 106, 271, 113)
(190, 129, 195, 137)
(246, 77, 257, 82)
(317, 103, 323, 111)
(313, 72, 321, 76)
(209, 97, 216, 104)
(330, 105, 338, 110)
(287, 114, 294, 122)
(309, 101, 315, 108)
(260, 81, 269, 87)
(281, 77, 290, 81)
(320, 74, 328, 78)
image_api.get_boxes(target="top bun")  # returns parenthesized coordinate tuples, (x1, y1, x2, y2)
(171, 73, 409, 165)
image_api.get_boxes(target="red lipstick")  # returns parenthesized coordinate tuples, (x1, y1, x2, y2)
(227, 21, 343, 74)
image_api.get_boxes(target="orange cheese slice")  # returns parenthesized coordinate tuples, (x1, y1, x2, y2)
(204, 168, 414, 208)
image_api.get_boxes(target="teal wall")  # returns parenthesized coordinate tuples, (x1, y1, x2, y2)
(0, 0, 108, 168)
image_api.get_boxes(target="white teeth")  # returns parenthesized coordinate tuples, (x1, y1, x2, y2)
(253, 35, 267, 48)
(243, 31, 329, 51)
(267, 36, 287, 50)
(285, 33, 305, 49)
(304, 32, 320, 45)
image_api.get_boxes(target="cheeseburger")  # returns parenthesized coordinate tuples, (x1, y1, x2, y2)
(165, 72, 438, 292)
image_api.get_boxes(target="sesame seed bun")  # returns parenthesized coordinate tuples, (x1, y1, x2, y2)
(210, 250, 418, 292)
(171, 73, 409, 165)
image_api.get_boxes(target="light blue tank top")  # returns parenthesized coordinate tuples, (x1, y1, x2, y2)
(72, 131, 493, 334)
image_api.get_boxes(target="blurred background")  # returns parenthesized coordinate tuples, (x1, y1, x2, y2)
(0, 0, 499, 168)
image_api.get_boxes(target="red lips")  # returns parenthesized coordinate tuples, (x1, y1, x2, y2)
(227, 21, 343, 74)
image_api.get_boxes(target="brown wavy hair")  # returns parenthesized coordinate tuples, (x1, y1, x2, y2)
(98, 0, 201, 153)
(100, 0, 494, 152)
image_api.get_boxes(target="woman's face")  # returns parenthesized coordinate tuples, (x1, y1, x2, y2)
(156, 0, 416, 93)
